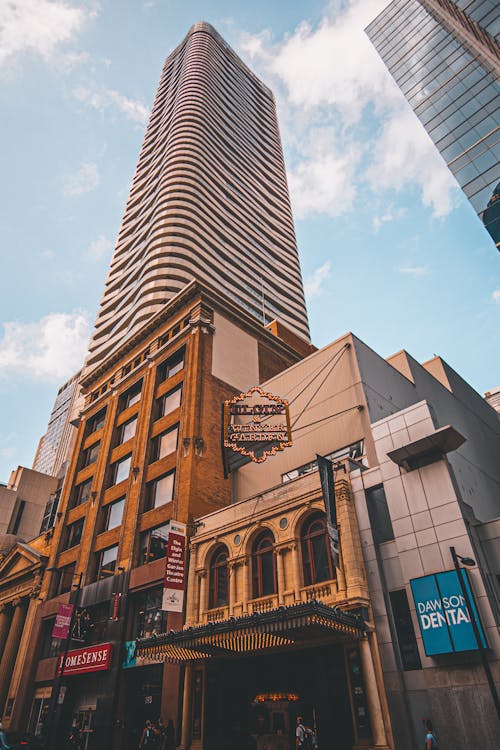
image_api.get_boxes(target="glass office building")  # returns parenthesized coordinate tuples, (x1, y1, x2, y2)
(366, 0, 500, 249)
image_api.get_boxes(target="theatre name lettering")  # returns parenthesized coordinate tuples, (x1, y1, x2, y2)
(223, 386, 292, 463)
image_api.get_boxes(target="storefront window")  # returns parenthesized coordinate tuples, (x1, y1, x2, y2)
(252, 531, 276, 598)
(133, 588, 167, 639)
(209, 547, 229, 608)
(40, 618, 61, 659)
(28, 697, 51, 738)
(301, 512, 333, 586)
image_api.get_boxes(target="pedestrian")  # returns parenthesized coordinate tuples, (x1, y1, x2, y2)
(139, 719, 160, 748)
(68, 721, 82, 749)
(296, 717, 313, 750)
(0, 720, 10, 750)
(156, 717, 166, 750)
(424, 720, 439, 750)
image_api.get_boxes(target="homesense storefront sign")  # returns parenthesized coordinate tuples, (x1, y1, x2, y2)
(410, 570, 487, 655)
(57, 643, 113, 676)
(223, 386, 292, 463)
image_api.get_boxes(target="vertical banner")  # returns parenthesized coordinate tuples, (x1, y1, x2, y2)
(52, 603, 74, 639)
(316, 454, 340, 568)
(162, 520, 187, 612)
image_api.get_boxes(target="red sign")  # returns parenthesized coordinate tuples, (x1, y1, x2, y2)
(162, 520, 186, 612)
(52, 603, 74, 639)
(58, 643, 113, 676)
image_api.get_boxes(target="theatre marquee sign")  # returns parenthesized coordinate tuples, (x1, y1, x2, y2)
(223, 386, 292, 463)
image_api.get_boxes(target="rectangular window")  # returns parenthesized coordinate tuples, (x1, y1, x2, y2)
(389, 589, 422, 671)
(55, 563, 76, 596)
(119, 416, 137, 444)
(158, 384, 182, 418)
(89, 409, 106, 434)
(158, 348, 184, 383)
(82, 442, 100, 468)
(146, 471, 175, 510)
(152, 425, 178, 461)
(40, 492, 59, 534)
(40, 618, 61, 659)
(96, 545, 118, 580)
(10, 500, 26, 535)
(140, 523, 170, 565)
(132, 587, 167, 639)
(73, 478, 92, 506)
(112, 455, 132, 485)
(120, 380, 143, 412)
(104, 497, 125, 530)
(365, 485, 395, 544)
(65, 518, 85, 549)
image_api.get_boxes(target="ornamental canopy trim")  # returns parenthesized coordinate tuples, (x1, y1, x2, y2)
(136, 600, 366, 663)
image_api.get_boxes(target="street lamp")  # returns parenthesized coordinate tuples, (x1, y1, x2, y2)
(450, 546, 500, 721)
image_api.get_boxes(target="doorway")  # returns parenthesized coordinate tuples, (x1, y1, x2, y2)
(204, 645, 354, 750)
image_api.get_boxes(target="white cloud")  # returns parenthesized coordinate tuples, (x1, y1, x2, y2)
(86, 235, 113, 262)
(73, 85, 149, 124)
(237, 0, 458, 220)
(493, 289, 500, 304)
(63, 162, 100, 197)
(0, 0, 93, 67)
(304, 261, 332, 299)
(399, 265, 428, 278)
(40, 248, 55, 259)
(288, 128, 361, 218)
(0, 311, 90, 382)
(367, 108, 458, 217)
(372, 205, 407, 232)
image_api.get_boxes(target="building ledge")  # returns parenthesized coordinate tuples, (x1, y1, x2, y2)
(387, 425, 465, 471)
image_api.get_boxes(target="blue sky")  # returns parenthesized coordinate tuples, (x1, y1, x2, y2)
(0, 0, 498, 482)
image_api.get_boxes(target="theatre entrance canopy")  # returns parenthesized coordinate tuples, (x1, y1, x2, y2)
(136, 600, 366, 663)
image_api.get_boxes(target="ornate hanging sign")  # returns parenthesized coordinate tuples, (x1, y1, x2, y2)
(223, 386, 292, 463)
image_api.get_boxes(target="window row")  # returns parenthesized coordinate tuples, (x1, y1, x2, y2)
(61, 472, 175, 552)
(208, 512, 335, 608)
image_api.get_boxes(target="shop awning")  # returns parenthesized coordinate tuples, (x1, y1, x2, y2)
(136, 601, 366, 663)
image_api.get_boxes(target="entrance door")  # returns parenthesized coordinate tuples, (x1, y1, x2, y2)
(204, 645, 354, 750)
(74, 709, 95, 750)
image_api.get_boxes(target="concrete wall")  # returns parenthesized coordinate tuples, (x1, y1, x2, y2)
(353, 403, 500, 750)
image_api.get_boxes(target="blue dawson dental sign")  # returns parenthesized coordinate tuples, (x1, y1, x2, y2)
(410, 570, 487, 656)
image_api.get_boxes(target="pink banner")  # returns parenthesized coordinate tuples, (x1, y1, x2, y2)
(52, 603, 74, 639)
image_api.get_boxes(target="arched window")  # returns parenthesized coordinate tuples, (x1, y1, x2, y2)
(209, 547, 228, 609)
(301, 513, 334, 586)
(252, 531, 276, 598)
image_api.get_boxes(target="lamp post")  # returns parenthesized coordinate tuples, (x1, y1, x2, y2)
(44, 571, 83, 749)
(450, 546, 500, 721)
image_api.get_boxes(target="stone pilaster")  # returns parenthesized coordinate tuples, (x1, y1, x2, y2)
(0, 605, 12, 664)
(359, 636, 390, 748)
(0, 598, 28, 714)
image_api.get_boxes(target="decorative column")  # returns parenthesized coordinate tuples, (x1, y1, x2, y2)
(229, 562, 237, 614)
(198, 571, 207, 622)
(242, 560, 250, 612)
(0, 598, 28, 714)
(359, 636, 388, 748)
(0, 605, 12, 663)
(291, 542, 301, 601)
(185, 544, 199, 626)
(276, 549, 285, 605)
(179, 665, 193, 750)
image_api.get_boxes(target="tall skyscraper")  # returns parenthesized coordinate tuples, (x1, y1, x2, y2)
(86, 22, 309, 371)
(32, 370, 81, 477)
(366, 0, 500, 248)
